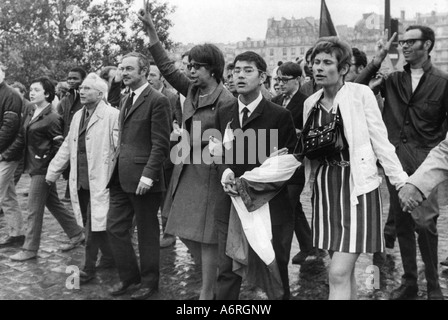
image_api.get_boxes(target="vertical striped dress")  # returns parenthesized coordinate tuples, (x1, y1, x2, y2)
(311, 103, 384, 254)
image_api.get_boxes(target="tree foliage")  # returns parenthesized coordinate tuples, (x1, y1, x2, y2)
(0, 0, 176, 88)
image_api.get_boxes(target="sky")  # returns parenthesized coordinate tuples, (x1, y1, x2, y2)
(129, 0, 447, 44)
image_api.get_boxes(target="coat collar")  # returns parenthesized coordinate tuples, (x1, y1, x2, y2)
(28, 104, 53, 126)
(230, 96, 266, 130)
(123, 84, 152, 122)
(183, 83, 226, 122)
(403, 57, 433, 74)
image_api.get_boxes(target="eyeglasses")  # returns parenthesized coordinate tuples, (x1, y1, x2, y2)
(278, 76, 298, 84)
(398, 39, 426, 47)
(186, 62, 208, 71)
(232, 67, 265, 76)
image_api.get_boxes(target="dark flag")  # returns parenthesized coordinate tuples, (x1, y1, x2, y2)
(319, 0, 338, 37)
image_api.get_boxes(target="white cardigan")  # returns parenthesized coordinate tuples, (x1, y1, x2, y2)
(303, 82, 408, 206)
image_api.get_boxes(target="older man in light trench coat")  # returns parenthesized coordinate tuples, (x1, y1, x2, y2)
(46, 73, 119, 284)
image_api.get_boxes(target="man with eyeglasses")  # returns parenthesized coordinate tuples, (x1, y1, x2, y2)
(214, 51, 297, 300)
(357, 25, 448, 300)
(271, 62, 315, 267)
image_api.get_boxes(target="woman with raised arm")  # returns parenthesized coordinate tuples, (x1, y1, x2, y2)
(138, 1, 236, 300)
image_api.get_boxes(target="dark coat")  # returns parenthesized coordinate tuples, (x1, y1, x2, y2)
(149, 41, 236, 243)
(3, 105, 63, 176)
(57, 89, 83, 138)
(109, 84, 171, 194)
(214, 97, 298, 225)
(0, 82, 22, 154)
(271, 90, 308, 130)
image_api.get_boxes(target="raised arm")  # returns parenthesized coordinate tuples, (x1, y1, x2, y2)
(355, 32, 397, 88)
(137, 0, 190, 96)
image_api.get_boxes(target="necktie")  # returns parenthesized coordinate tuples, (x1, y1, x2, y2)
(282, 95, 290, 108)
(84, 109, 90, 127)
(242, 107, 249, 126)
(124, 92, 135, 117)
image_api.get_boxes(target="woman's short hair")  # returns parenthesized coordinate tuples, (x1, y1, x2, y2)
(311, 37, 352, 73)
(31, 77, 56, 103)
(189, 44, 225, 83)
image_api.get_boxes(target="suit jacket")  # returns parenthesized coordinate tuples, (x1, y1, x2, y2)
(408, 133, 448, 198)
(109, 84, 171, 194)
(214, 97, 298, 224)
(271, 90, 308, 130)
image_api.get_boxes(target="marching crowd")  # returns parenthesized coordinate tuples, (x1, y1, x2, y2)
(0, 2, 448, 300)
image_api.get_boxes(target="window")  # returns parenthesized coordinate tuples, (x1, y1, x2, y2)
(291, 48, 296, 56)
(283, 48, 287, 56)
(270, 48, 274, 56)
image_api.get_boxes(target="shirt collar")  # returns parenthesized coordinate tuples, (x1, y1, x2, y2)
(130, 82, 150, 100)
(238, 92, 263, 114)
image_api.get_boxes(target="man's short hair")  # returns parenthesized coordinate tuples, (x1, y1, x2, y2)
(406, 25, 435, 53)
(234, 51, 267, 73)
(69, 67, 87, 80)
(189, 43, 225, 84)
(31, 77, 56, 103)
(10, 82, 27, 95)
(99, 66, 117, 82)
(83, 73, 108, 97)
(122, 52, 150, 76)
(226, 62, 235, 72)
(278, 61, 302, 78)
(351, 48, 367, 68)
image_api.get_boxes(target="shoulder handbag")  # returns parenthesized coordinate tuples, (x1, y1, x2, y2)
(294, 106, 346, 160)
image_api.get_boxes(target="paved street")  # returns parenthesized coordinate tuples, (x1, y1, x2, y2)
(0, 173, 447, 300)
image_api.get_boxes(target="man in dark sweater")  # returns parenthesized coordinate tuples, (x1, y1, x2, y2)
(0, 62, 25, 246)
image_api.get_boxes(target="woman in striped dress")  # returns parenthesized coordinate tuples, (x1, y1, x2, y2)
(302, 37, 408, 299)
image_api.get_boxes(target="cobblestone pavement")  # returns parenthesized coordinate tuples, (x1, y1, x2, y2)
(0, 173, 447, 300)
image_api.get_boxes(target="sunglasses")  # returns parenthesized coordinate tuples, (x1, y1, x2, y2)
(398, 39, 426, 47)
(187, 62, 208, 71)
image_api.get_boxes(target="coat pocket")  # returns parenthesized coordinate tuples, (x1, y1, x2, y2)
(355, 145, 378, 183)
(134, 156, 149, 164)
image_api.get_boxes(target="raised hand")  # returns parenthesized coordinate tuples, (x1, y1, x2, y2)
(137, 0, 159, 44)
(373, 31, 398, 67)
(137, 0, 155, 28)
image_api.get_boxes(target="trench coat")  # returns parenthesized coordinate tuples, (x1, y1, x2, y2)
(46, 100, 119, 231)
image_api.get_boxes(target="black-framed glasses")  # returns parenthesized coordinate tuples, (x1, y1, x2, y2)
(187, 62, 208, 71)
(398, 39, 426, 47)
(232, 67, 265, 76)
(278, 76, 298, 84)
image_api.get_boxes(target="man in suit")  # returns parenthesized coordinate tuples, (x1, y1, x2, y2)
(106, 52, 171, 300)
(271, 62, 314, 266)
(399, 133, 448, 274)
(147, 64, 180, 248)
(214, 51, 297, 300)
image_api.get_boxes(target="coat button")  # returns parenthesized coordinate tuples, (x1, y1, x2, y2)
(402, 138, 407, 143)
(405, 121, 410, 125)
